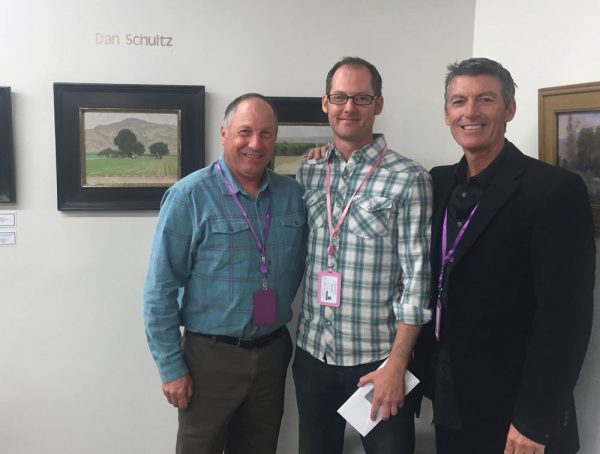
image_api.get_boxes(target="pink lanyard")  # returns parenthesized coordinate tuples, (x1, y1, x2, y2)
(215, 162, 271, 281)
(435, 203, 479, 341)
(325, 147, 388, 262)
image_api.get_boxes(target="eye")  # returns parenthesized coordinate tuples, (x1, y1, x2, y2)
(238, 129, 251, 137)
(329, 94, 347, 104)
(354, 95, 374, 105)
(260, 130, 274, 138)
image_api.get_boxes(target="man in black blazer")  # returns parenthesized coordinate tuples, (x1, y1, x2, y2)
(418, 58, 596, 453)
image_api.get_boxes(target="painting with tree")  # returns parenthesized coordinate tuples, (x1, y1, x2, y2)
(267, 97, 329, 177)
(54, 82, 204, 211)
(81, 109, 180, 187)
(539, 80, 600, 232)
(558, 111, 600, 205)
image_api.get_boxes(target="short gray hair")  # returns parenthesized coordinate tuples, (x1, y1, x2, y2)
(223, 93, 278, 132)
(444, 57, 517, 108)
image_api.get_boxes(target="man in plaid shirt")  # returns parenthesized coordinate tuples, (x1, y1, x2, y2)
(293, 56, 432, 454)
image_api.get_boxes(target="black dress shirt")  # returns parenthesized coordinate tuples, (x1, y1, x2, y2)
(433, 145, 507, 430)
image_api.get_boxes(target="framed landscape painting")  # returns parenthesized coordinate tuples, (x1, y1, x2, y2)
(80, 109, 180, 188)
(54, 83, 205, 211)
(268, 97, 329, 177)
(0, 86, 15, 203)
(539, 81, 600, 232)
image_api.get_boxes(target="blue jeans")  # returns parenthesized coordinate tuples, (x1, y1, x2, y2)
(292, 346, 417, 454)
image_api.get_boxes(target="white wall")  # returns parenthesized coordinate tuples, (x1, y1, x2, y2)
(473, 1, 600, 452)
(0, 1, 475, 453)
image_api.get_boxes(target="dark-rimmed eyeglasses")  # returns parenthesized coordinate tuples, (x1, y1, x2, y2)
(326, 94, 378, 105)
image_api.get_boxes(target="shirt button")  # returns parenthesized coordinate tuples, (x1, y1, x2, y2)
(449, 257, 454, 263)
(462, 192, 467, 198)
(457, 221, 463, 227)
(336, 202, 341, 207)
(228, 226, 233, 231)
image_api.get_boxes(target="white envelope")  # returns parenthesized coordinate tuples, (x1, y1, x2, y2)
(337, 359, 420, 437)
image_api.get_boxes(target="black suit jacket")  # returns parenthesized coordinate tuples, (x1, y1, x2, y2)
(417, 141, 595, 451)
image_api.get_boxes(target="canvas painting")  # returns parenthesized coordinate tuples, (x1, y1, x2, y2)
(81, 109, 181, 187)
(274, 124, 331, 176)
(557, 111, 600, 205)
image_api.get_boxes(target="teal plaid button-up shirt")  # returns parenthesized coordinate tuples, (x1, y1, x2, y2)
(296, 135, 432, 366)
(144, 157, 307, 382)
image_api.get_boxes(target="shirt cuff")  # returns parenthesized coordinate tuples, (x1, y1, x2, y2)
(395, 302, 432, 325)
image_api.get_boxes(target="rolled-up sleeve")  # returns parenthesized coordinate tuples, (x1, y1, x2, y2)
(394, 169, 433, 325)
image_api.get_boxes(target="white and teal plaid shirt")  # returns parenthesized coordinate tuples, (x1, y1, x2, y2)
(296, 135, 432, 366)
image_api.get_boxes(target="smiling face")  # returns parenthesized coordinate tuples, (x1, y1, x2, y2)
(220, 97, 276, 193)
(323, 64, 383, 156)
(444, 74, 516, 159)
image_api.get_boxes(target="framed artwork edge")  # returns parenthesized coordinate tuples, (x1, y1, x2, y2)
(538, 80, 600, 232)
(267, 96, 329, 177)
(0, 86, 16, 203)
(54, 82, 205, 211)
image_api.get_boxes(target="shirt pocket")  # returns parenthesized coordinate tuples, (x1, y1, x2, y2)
(272, 212, 306, 263)
(207, 218, 253, 264)
(277, 212, 306, 230)
(348, 195, 393, 238)
(303, 189, 326, 230)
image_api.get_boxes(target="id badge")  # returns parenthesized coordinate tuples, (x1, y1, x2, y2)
(317, 269, 342, 307)
(253, 289, 277, 325)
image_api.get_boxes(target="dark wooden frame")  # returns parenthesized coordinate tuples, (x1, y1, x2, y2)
(268, 97, 329, 176)
(0, 87, 16, 203)
(539, 81, 600, 232)
(54, 83, 205, 211)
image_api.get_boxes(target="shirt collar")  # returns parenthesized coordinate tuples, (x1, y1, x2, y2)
(455, 139, 508, 188)
(216, 155, 272, 196)
(326, 134, 387, 164)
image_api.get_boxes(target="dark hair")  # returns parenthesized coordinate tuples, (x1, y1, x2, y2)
(326, 56, 382, 97)
(444, 57, 517, 107)
(223, 93, 278, 132)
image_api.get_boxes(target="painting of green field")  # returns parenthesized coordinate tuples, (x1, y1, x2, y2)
(273, 143, 323, 176)
(84, 154, 178, 187)
(274, 124, 330, 176)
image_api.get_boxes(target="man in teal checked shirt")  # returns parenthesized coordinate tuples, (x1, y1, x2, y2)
(144, 93, 307, 454)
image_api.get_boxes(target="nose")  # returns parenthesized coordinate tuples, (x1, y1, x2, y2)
(343, 97, 357, 112)
(248, 132, 261, 149)
(464, 99, 479, 117)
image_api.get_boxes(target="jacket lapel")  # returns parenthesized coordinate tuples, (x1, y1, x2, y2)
(445, 143, 526, 272)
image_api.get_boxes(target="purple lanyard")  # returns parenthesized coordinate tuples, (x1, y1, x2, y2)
(215, 161, 271, 281)
(435, 203, 479, 341)
(325, 147, 388, 261)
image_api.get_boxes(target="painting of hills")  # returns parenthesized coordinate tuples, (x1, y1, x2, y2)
(81, 110, 180, 187)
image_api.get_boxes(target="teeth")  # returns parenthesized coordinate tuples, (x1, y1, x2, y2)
(243, 153, 262, 159)
(462, 125, 483, 130)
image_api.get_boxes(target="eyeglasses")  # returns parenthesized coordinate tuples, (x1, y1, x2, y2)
(326, 94, 378, 105)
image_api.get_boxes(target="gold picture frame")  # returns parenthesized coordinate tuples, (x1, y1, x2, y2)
(539, 81, 600, 232)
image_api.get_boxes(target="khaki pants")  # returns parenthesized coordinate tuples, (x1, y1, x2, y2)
(176, 328, 292, 454)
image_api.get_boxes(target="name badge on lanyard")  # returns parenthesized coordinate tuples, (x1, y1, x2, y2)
(317, 147, 388, 307)
(216, 161, 277, 325)
(435, 203, 479, 341)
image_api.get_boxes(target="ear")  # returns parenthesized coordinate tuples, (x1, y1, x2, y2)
(504, 100, 516, 123)
(444, 108, 450, 126)
(374, 96, 384, 115)
(220, 126, 226, 145)
(322, 95, 328, 114)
